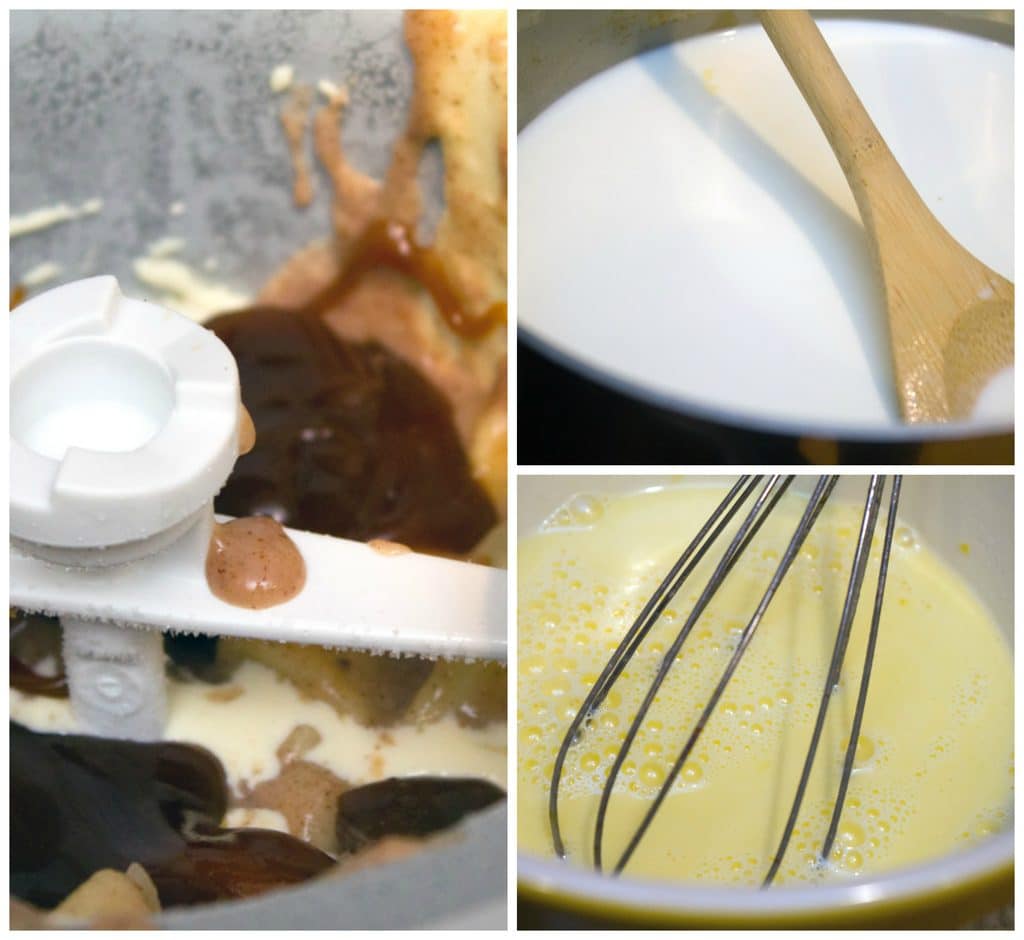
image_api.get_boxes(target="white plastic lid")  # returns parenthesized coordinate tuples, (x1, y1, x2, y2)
(10, 276, 241, 550)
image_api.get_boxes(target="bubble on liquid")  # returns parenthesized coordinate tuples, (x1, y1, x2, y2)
(544, 508, 573, 529)
(839, 822, 865, 847)
(580, 752, 600, 772)
(562, 494, 603, 527)
(543, 678, 569, 698)
(842, 734, 876, 767)
(841, 850, 863, 872)
(640, 762, 666, 786)
(601, 712, 620, 730)
(895, 526, 918, 550)
(681, 761, 703, 785)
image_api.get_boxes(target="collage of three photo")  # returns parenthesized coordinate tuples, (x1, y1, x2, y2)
(8, 7, 1013, 930)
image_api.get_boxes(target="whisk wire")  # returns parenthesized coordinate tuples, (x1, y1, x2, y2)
(547, 475, 902, 889)
(820, 475, 901, 861)
(762, 475, 888, 886)
(594, 474, 794, 869)
(549, 475, 758, 858)
(609, 475, 837, 874)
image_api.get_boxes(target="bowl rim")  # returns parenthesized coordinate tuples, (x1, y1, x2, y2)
(519, 327, 1014, 444)
(518, 831, 1013, 925)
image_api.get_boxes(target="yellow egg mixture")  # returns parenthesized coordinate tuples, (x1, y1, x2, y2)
(518, 483, 1012, 885)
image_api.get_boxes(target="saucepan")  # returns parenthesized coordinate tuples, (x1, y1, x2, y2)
(517, 11, 1014, 464)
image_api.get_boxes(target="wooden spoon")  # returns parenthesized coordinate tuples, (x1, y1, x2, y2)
(761, 11, 1013, 423)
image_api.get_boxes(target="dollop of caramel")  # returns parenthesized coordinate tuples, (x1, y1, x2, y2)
(206, 517, 306, 610)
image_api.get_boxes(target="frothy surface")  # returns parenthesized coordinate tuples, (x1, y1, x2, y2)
(518, 484, 1012, 884)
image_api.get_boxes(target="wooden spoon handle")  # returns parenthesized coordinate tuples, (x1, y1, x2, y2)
(759, 11, 923, 224)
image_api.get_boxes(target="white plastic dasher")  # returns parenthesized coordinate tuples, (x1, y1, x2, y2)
(10, 277, 506, 740)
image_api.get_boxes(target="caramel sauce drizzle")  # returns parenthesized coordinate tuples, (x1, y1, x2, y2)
(301, 218, 505, 339)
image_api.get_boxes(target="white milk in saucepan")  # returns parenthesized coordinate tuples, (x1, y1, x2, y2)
(519, 20, 1013, 434)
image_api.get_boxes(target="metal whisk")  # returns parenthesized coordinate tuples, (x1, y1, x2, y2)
(548, 474, 902, 886)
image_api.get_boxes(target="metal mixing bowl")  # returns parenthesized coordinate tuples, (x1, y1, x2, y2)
(11, 10, 505, 928)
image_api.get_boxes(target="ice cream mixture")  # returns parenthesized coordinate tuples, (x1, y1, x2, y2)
(11, 8, 507, 922)
(518, 483, 1012, 884)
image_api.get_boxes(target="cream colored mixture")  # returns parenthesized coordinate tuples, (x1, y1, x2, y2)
(12, 658, 506, 814)
(518, 484, 1012, 885)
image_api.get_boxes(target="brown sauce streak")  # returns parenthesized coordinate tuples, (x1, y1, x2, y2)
(281, 85, 314, 208)
(257, 10, 508, 517)
(302, 218, 504, 339)
(239, 759, 348, 853)
(206, 517, 306, 610)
